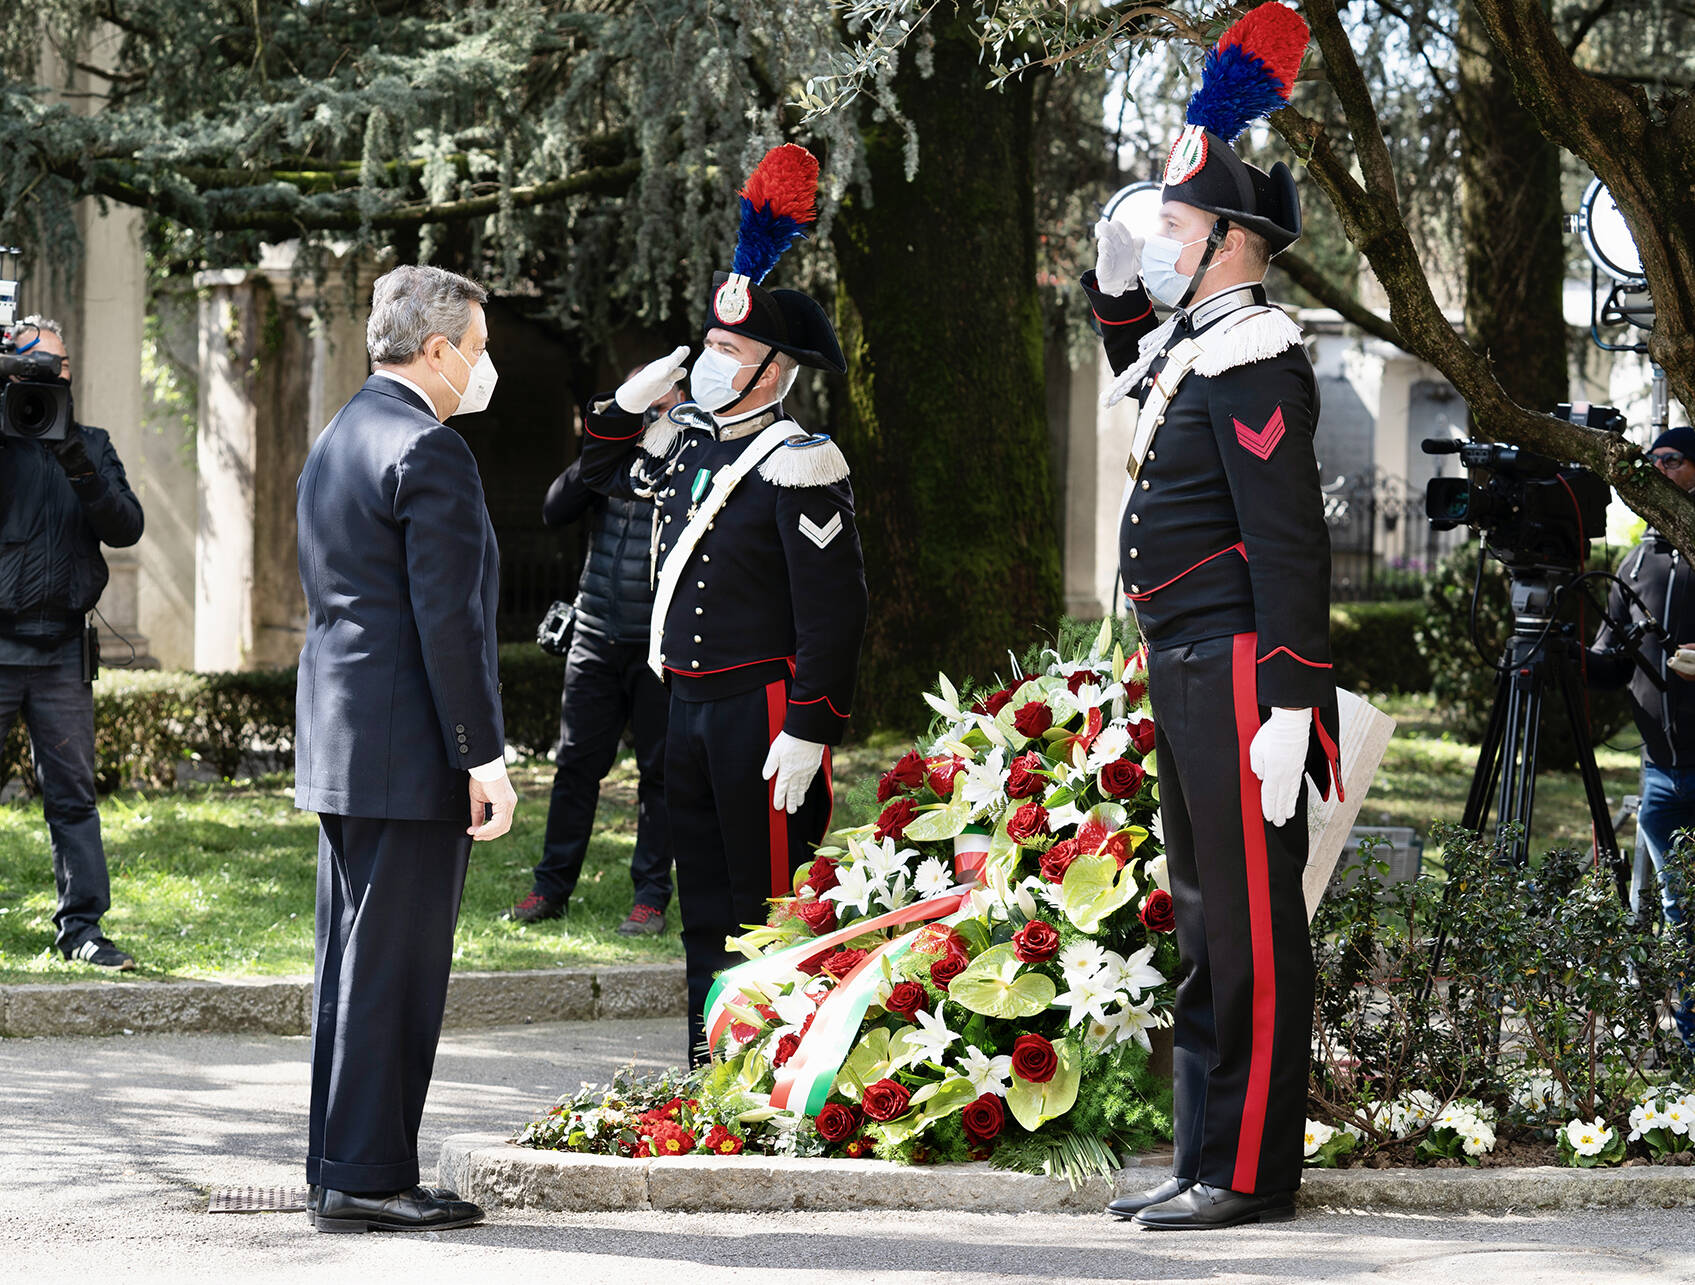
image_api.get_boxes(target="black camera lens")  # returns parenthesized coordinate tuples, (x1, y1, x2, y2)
(7, 386, 55, 436)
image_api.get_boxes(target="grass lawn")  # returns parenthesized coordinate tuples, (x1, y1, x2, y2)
(0, 700, 1644, 984)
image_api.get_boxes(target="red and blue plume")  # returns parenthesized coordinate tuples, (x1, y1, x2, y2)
(731, 143, 820, 284)
(1184, 2, 1310, 143)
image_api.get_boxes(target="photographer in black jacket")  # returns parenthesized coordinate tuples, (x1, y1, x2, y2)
(505, 383, 677, 934)
(0, 316, 145, 969)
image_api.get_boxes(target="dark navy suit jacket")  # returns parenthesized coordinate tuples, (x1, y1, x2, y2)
(294, 375, 503, 821)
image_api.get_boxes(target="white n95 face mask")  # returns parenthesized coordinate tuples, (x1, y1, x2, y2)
(689, 347, 759, 413)
(443, 342, 498, 417)
(1140, 234, 1210, 308)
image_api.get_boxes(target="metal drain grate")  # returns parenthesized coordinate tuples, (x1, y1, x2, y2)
(208, 1186, 311, 1214)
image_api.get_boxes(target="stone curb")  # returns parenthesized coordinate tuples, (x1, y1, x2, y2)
(440, 1132, 1695, 1216)
(0, 962, 685, 1038)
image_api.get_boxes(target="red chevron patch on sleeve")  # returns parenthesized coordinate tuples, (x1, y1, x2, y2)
(1234, 406, 1286, 460)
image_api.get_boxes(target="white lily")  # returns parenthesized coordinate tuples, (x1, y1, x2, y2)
(1100, 996, 1162, 1050)
(823, 862, 877, 918)
(1144, 853, 1170, 894)
(961, 748, 1008, 815)
(1054, 969, 1116, 1028)
(903, 1007, 960, 1067)
(1104, 944, 1165, 1001)
(956, 1044, 1013, 1097)
(860, 836, 916, 881)
(913, 856, 953, 898)
(1045, 801, 1086, 833)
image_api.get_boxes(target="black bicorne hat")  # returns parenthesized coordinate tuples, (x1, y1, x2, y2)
(1161, 128, 1302, 253)
(708, 272, 846, 374)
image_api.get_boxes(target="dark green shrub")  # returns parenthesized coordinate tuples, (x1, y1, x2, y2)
(496, 643, 567, 759)
(1330, 600, 1430, 695)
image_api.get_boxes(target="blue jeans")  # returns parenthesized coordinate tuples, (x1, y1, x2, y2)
(0, 656, 110, 954)
(1636, 758, 1695, 1049)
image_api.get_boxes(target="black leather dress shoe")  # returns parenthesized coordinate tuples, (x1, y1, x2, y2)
(313, 1185, 485, 1234)
(1105, 1175, 1194, 1219)
(1132, 1181, 1295, 1230)
(306, 1183, 462, 1223)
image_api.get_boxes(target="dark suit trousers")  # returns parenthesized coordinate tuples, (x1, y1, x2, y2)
(665, 678, 832, 1066)
(1148, 633, 1314, 1197)
(308, 813, 471, 1193)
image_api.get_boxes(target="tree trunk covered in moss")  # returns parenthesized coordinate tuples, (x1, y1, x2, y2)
(1458, 6, 1569, 415)
(832, 17, 1061, 729)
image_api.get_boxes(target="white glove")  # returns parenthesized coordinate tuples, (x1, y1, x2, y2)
(1094, 218, 1145, 297)
(762, 731, 825, 815)
(1670, 647, 1695, 679)
(1248, 707, 1312, 828)
(615, 344, 690, 414)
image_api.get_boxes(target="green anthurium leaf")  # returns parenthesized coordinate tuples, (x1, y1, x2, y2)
(1004, 1038, 1083, 1131)
(875, 1074, 980, 1146)
(948, 942, 1058, 1018)
(955, 917, 993, 955)
(836, 1027, 895, 1101)
(904, 788, 974, 841)
(1060, 851, 1139, 934)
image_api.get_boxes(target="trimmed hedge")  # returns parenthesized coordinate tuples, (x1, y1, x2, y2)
(1330, 600, 1431, 696)
(1, 643, 566, 797)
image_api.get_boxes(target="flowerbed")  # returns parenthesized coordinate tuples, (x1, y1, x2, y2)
(519, 621, 1176, 1181)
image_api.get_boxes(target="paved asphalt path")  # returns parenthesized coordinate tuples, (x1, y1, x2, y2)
(3, 1017, 1693, 1283)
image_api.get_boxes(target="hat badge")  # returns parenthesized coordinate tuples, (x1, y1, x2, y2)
(1164, 125, 1209, 187)
(714, 273, 753, 325)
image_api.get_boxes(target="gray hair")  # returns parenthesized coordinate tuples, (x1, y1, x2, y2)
(366, 265, 488, 365)
(19, 315, 64, 341)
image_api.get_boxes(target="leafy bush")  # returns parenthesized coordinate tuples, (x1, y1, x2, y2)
(1330, 600, 1430, 695)
(1415, 545, 1631, 763)
(1, 642, 569, 796)
(1309, 824, 1691, 1163)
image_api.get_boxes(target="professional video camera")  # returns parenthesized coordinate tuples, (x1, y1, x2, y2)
(0, 247, 72, 443)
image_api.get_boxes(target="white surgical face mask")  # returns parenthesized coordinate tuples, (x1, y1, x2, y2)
(442, 340, 498, 417)
(1141, 233, 1211, 308)
(689, 346, 760, 413)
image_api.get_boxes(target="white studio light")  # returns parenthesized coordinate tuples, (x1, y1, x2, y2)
(1104, 180, 1163, 241)
(1576, 178, 1644, 284)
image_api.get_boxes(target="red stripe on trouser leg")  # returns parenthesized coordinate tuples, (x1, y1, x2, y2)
(1230, 632, 1276, 1193)
(765, 680, 789, 898)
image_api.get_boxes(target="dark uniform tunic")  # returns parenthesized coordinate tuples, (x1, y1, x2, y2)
(579, 400, 869, 1061)
(1084, 271, 1338, 1196)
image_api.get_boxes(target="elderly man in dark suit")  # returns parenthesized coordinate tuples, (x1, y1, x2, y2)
(295, 264, 516, 1234)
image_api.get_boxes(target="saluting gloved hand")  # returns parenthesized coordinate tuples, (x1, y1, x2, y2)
(762, 731, 825, 815)
(51, 428, 96, 482)
(1093, 219, 1145, 297)
(1248, 707, 1312, 827)
(615, 344, 691, 414)
(1669, 646, 1695, 680)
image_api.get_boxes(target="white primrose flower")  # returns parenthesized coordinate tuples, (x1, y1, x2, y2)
(913, 856, 954, 899)
(1059, 940, 1107, 981)
(823, 861, 878, 918)
(1461, 1121, 1497, 1156)
(1663, 1098, 1692, 1136)
(956, 1043, 1014, 1097)
(1303, 1119, 1336, 1158)
(1389, 1091, 1441, 1138)
(1103, 943, 1165, 1002)
(1627, 1098, 1666, 1142)
(899, 1007, 960, 1068)
(1564, 1117, 1613, 1157)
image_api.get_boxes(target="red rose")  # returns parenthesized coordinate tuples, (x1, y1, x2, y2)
(1012, 919, 1060, 963)
(961, 1093, 1006, 1143)
(1100, 758, 1146, 800)
(772, 1033, 801, 1067)
(876, 773, 901, 804)
(815, 1101, 861, 1143)
(892, 749, 927, 787)
(794, 897, 837, 934)
(802, 853, 840, 895)
(1140, 888, 1176, 933)
(821, 948, 868, 980)
(1129, 718, 1156, 756)
(861, 1078, 913, 1122)
(930, 947, 970, 990)
(1012, 701, 1054, 738)
(1124, 678, 1148, 707)
(972, 687, 1014, 717)
(926, 756, 966, 798)
(1039, 838, 1078, 885)
(884, 980, 928, 1021)
(1065, 669, 1094, 696)
(1010, 1033, 1059, 1084)
(1005, 752, 1045, 800)
(875, 796, 920, 840)
(1006, 801, 1050, 844)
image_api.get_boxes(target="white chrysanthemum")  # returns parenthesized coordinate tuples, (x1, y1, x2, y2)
(956, 1043, 1013, 1098)
(1086, 724, 1131, 770)
(1059, 940, 1107, 981)
(1304, 1119, 1336, 1157)
(913, 856, 953, 899)
(1103, 943, 1165, 1001)
(1564, 1117, 1613, 1156)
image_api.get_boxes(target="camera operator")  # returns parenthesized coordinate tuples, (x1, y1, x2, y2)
(1588, 424, 1695, 1053)
(0, 316, 144, 970)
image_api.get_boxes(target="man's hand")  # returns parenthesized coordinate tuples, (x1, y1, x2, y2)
(468, 771, 518, 841)
(762, 732, 825, 815)
(1670, 645, 1695, 680)
(1094, 219, 1145, 297)
(615, 345, 691, 414)
(1248, 707, 1312, 827)
(51, 429, 95, 481)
